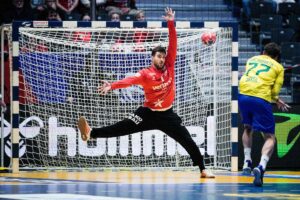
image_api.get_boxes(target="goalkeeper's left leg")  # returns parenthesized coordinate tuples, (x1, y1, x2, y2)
(157, 110, 215, 178)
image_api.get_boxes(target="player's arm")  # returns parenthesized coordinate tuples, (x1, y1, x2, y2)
(271, 68, 284, 102)
(98, 72, 144, 95)
(271, 68, 290, 111)
(163, 7, 177, 67)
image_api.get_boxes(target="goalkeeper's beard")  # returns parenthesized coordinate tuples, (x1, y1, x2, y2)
(154, 62, 165, 71)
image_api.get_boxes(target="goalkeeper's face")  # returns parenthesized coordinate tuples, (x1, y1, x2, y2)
(152, 52, 166, 70)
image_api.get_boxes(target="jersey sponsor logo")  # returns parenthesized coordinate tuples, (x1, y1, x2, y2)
(126, 113, 143, 125)
(152, 78, 172, 91)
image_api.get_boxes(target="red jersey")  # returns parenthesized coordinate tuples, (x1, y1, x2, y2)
(111, 20, 177, 111)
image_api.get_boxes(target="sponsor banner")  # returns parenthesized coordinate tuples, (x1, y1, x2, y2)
(1, 114, 216, 167)
(238, 104, 300, 169)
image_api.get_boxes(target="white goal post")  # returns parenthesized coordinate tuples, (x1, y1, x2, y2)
(2, 21, 238, 172)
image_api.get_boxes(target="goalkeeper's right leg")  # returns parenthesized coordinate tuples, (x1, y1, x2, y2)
(78, 116, 91, 141)
(78, 107, 151, 140)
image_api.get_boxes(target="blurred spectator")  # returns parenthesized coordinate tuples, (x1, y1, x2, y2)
(56, 0, 79, 13)
(110, 39, 124, 52)
(31, 0, 47, 20)
(0, 41, 11, 121)
(80, 0, 106, 9)
(242, 0, 276, 20)
(33, 0, 64, 20)
(135, 10, 145, 21)
(81, 13, 91, 21)
(31, 0, 45, 8)
(274, 0, 295, 11)
(2, 0, 33, 23)
(47, 0, 58, 9)
(56, 0, 81, 20)
(105, 0, 140, 16)
(72, 13, 92, 43)
(274, 0, 295, 3)
(47, 7, 62, 21)
(110, 12, 120, 21)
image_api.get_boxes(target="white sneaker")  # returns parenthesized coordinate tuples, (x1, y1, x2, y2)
(242, 160, 252, 175)
(200, 170, 215, 178)
(78, 116, 91, 141)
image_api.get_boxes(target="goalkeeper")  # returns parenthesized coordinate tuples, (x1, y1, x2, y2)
(78, 7, 214, 178)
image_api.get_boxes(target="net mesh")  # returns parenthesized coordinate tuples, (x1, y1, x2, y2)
(18, 26, 232, 170)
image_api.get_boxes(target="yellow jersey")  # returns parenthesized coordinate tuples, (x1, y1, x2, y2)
(239, 55, 284, 102)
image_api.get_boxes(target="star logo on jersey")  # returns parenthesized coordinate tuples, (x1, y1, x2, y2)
(154, 99, 164, 107)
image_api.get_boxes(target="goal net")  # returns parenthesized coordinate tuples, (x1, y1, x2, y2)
(17, 26, 232, 170)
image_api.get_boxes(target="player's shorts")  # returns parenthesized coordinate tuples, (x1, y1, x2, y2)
(238, 94, 275, 134)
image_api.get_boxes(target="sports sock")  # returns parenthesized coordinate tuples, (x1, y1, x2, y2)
(259, 154, 269, 171)
(244, 148, 252, 163)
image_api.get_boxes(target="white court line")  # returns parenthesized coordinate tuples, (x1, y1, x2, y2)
(0, 194, 147, 200)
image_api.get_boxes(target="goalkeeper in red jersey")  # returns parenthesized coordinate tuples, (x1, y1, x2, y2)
(78, 7, 214, 178)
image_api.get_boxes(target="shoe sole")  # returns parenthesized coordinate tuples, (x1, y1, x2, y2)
(78, 116, 89, 141)
(253, 168, 263, 187)
(242, 167, 252, 175)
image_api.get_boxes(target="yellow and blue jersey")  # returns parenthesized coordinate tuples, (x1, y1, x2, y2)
(239, 55, 284, 102)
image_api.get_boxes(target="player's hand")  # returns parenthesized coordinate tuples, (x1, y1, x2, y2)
(276, 98, 291, 112)
(98, 80, 111, 95)
(162, 7, 175, 21)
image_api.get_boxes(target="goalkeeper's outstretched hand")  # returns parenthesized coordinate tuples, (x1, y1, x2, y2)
(98, 80, 111, 95)
(162, 7, 175, 21)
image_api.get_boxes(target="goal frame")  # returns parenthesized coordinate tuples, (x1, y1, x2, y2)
(7, 20, 238, 173)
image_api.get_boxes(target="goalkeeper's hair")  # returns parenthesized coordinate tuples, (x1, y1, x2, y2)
(151, 46, 166, 56)
(264, 42, 280, 59)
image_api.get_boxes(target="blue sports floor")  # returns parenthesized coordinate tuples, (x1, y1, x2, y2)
(0, 171, 300, 200)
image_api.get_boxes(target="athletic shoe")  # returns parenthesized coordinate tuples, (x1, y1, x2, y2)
(78, 116, 91, 141)
(242, 160, 252, 175)
(200, 170, 215, 178)
(253, 165, 264, 187)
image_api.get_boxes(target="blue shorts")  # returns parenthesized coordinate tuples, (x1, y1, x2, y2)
(238, 94, 275, 134)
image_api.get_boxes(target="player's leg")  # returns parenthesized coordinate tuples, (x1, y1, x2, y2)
(253, 133, 276, 187)
(78, 106, 154, 141)
(242, 125, 253, 175)
(251, 97, 275, 187)
(238, 94, 254, 174)
(157, 110, 214, 178)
